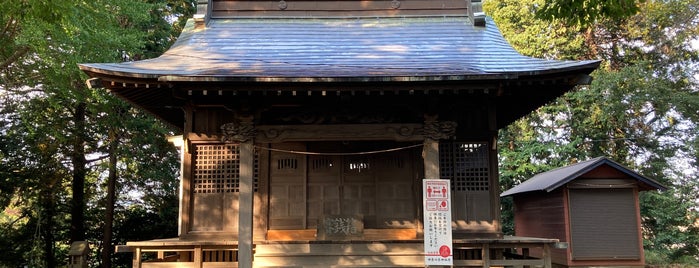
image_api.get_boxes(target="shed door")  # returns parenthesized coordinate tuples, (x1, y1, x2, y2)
(568, 188, 640, 260)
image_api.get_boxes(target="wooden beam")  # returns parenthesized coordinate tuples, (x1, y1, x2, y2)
(255, 123, 425, 142)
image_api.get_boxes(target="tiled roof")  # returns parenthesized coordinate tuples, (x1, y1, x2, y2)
(500, 157, 666, 197)
(80, 16, 599, 81)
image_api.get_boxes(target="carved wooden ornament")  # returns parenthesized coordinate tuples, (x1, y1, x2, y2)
(221, 121, 256, 143)
(423, 119, 457, 140)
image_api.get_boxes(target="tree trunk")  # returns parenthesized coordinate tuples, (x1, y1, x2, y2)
(101, 132, 118, 268)
(40, 179, 57, 268)
(71, 102, 87, 242)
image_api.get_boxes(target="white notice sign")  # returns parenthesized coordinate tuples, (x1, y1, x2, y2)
(423, 179, 453, 266)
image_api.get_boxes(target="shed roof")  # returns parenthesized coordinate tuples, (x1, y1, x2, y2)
(79, 16, 599, 82)
(500, 157, 666, 197)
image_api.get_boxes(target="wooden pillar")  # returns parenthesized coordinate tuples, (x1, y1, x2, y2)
(167, 135, 188, 237)
(423, 137, 440, 180)
(238, 140, 254, 268)
(422, 115, 457, 180)
(180, 105, 194, 236)
(421, 116, 457, 268)
(487, 98, 501, 235)
(221, 117, 256, 268)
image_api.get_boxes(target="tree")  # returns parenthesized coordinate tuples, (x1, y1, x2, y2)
(486, 0, 699, 264)
(0, 0, 194, 266)
(535, 0, 645, 27)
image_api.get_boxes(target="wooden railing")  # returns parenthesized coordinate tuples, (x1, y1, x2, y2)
(453, 236, 564, 268)
(117, 238, 242, 268)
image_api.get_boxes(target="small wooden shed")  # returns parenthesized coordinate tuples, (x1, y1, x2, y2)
(501, 157, 666, 267)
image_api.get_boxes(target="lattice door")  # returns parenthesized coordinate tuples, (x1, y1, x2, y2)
(191, 144, 258, 232)
(439, 142, 491, 222)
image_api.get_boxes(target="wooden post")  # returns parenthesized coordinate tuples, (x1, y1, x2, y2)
(481, 243, 491, 268)
(133, 247, 141, 268)
(194, 245, 203, 268)
(238, 140, 254, 268)
(167, 135, 188, 237)
(422, 140, 440, 266)
(543, 243, 552, 268)
(221, 117, 256, 268)
(423, 137, 440, 180)
(421, 115, 456, 180)
(180, 105, 194, 236)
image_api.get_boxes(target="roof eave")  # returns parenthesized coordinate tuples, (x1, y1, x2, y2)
(79, 64, 161, 80)
(157, 74, 513, 83)
(80, 60, 601, 84)
(501, 157, 667, 197)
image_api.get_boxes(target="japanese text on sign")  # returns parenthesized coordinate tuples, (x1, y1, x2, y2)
(423, 179, 453, 266)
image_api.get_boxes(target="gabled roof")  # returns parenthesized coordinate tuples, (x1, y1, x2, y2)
(501, 157, 667, 197)
(78, 15, 600, 130)
(79, 16, 599, 82)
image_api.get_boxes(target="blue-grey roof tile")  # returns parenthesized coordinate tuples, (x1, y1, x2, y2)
(80, 16, 600, 81)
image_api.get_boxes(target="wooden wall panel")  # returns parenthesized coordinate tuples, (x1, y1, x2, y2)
(268, 143, 307, 229)
(307, 155, 342, 228)
(343, 155, 377, 227)
(376, 151, 416, 228)
(513, 190, 567, 265)
(192, 194, 224, 231)
(452, 191, 490, 221)
(223, 193, 240, 232)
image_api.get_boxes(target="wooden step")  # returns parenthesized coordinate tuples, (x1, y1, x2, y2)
(253, 242, 425, 267)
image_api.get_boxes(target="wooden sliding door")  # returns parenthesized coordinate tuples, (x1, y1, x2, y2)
(269, 142, 418, 230)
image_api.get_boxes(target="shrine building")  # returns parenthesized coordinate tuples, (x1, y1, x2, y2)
(79, 0, 600, 267)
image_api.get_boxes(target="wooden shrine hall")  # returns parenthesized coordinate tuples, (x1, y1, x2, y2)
(80, 0, 600, 267)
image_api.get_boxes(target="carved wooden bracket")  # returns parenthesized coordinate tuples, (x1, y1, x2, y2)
(423, 118, 457, 140)
(221, 120, 256, 143)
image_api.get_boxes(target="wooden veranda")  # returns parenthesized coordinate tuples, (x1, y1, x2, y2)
(121, 236, 563, 268)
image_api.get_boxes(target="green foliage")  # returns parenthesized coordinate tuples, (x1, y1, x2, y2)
(0, 0, 195, 266)
(535, 0, 645, 27)
(488, 0, 699, 264)
(484, 0, 588, 59)
(642, 190, 699, 265)
(110, 204, 179, 266)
